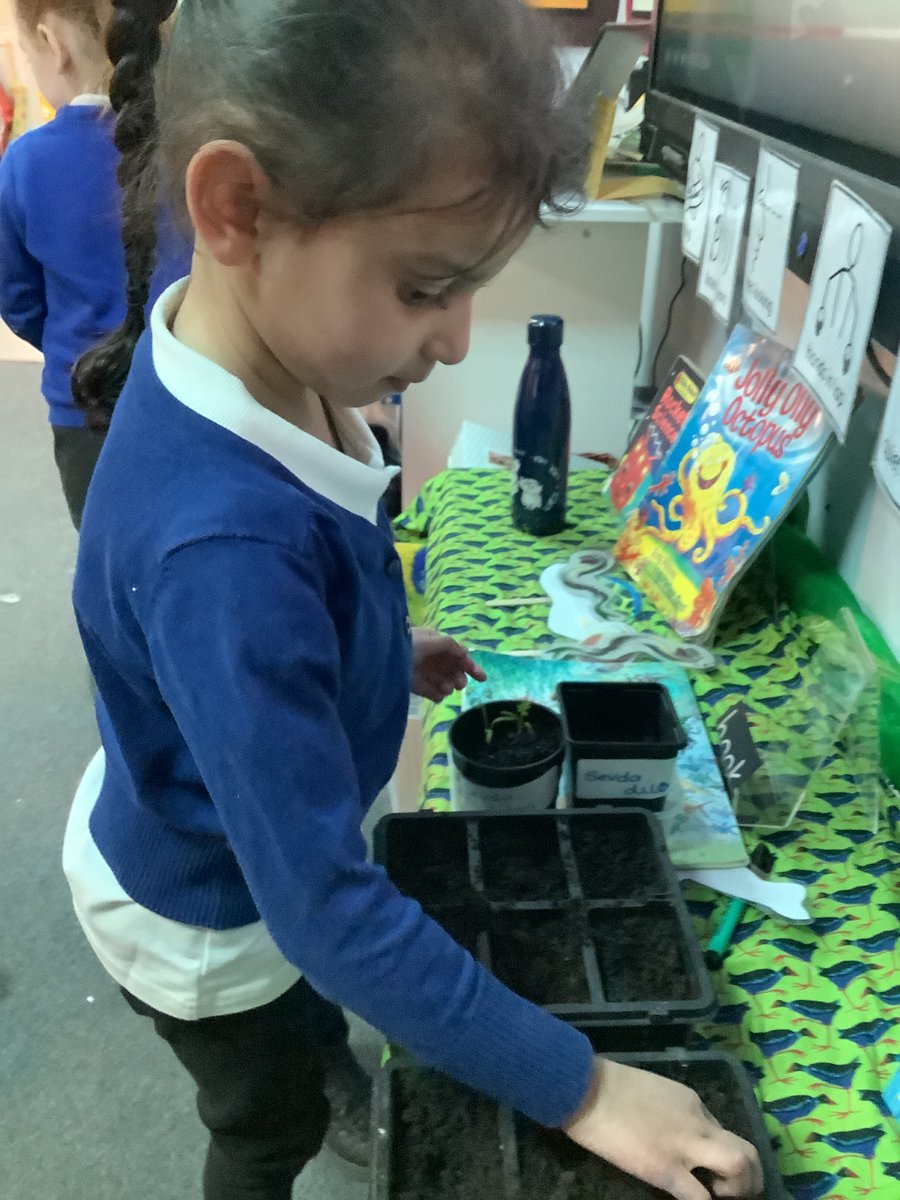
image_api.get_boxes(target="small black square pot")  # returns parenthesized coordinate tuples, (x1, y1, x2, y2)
(558, 681, 687, 812)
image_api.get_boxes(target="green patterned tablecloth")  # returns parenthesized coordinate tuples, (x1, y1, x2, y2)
(397, 469, 900, 1200)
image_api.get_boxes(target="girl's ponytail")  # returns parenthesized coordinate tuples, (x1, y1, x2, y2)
(72, 0, 177, 431)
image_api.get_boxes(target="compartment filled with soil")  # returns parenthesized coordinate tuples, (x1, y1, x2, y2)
(386, 1068, 504, 1200)
(515, 1055, 775, 1199)
(568, 813, 664, 900)
(478, 814, 569, 901)
(516, 1124, 656, 1200)
(488, 909, 590, 1006)
(381, 815, 472, 903)
(590, 905, 698, 1003)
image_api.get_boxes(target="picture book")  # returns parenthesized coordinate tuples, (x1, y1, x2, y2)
(614, 325, 833, 642)
(609, 356, 704, 517)
(461, 650, 748, 870)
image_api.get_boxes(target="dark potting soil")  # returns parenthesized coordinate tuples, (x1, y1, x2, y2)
(569, 819, 662, 900)
(591, 907, 696, 1002)
(489, 909, 590, 1005)
(472, 720, 560, 770)
(517, 1124, 662, 1200)
(479, 816, 568, 901)
(515, 1061, 761, 1200)
(391, 1070, 503, 1200)
(385, 819, 471, 903)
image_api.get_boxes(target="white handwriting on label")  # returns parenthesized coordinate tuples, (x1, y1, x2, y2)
(716, 742, 746, 784)
(716, 712, 746, 783)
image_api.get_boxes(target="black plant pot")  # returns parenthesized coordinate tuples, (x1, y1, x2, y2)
(450, 701, 565, 813)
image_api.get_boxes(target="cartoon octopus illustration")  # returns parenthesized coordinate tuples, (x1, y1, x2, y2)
(649, 435, 770, 564)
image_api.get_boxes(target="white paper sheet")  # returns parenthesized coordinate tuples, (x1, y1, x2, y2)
(698, 163, 751, 324)
(742, 148, 799, 335)
(682, 117, 719, 263)
(793, 182, 892, 440)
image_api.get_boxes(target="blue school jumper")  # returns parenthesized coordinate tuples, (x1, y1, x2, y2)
(0, 99, 190, 426)
(66, 283, 593, 1127)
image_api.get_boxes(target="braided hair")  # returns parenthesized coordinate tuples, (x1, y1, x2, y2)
(71, 0, 176, 430)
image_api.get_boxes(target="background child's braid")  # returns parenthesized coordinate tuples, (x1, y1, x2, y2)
(71, 0, 177, 431)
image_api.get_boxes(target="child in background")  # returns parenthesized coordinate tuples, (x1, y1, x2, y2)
(0, 0, 189, 528)
(65, 2, 764, 1199)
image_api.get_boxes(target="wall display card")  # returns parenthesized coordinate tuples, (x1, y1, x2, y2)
(873, 366, 900, 514)
(682, 117, 719, 262)
(697, 163, 751, 324)
(793, 182, 891, 441)
(742, 148, 799, 335)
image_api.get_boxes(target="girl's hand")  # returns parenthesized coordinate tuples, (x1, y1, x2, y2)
(411, 628, 487, 701)
(563, 1059, 763, 1200)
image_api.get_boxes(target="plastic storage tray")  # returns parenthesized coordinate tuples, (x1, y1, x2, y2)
(374, 810, 716, 1044)
(371, 1051, 786, 1200)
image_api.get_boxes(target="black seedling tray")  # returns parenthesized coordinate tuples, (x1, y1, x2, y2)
(371, 1051, 786, 1200)
(374, 810, 716, 1042)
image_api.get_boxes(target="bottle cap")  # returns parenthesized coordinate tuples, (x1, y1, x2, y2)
(528, 314, 564, 349)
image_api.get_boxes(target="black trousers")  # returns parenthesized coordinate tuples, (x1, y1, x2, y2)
(51, 423, 106, 530)
(122, 980, 346, 1199)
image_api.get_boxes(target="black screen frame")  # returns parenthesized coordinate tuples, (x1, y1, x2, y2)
(649, 0, 900, 191)
(643, 0, 900, 350)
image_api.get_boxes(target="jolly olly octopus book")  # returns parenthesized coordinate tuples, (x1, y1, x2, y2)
(610, 356, 705, 518)
(615, 325, 833, 642)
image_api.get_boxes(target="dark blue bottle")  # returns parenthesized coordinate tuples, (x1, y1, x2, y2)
(512, 314, 570, 536)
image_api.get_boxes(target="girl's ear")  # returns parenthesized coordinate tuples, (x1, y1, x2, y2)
(185, 141, 273, 268)
(34, 16, 73, 78)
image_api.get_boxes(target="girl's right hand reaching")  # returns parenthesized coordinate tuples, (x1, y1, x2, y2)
(563, 1058, 764, 1200)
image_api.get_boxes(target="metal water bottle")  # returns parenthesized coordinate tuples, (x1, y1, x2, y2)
(511, 314, 570, 536)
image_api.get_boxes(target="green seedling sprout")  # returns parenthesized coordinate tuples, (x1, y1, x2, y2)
(483, 699, 534, 745)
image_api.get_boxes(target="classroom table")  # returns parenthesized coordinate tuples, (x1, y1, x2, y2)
(396, 468, 900, 1200)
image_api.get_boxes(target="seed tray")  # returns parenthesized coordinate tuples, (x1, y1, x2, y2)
(374, 810, 716, 1038)
(371, 1051, 786, 1200)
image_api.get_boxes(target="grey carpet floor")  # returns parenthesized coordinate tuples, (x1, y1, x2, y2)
(1, 364, 375, 1199)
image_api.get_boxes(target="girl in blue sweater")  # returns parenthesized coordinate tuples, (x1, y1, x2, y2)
(0, 0, 187, 526)
(64, 3, 762, 1199)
